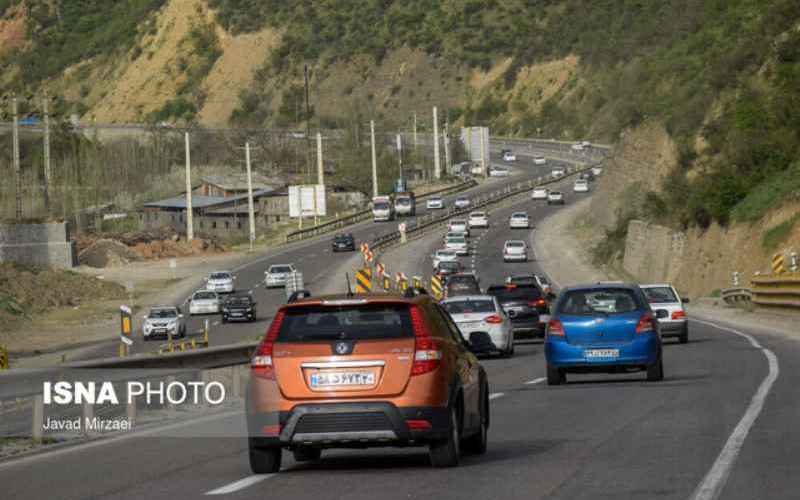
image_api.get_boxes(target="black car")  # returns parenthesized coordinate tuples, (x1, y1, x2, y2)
(435, 260, 464, 280)
(332, 233, 356, 252)
(486, 284, 550, 338)
(222, 295, 257, 323)
(579, 171, 595, 182)
(444, 273, 481, 298)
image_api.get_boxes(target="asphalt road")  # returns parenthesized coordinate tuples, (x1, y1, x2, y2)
(2, 168, 796, 499)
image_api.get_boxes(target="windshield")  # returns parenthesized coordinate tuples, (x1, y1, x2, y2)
(149, 309, 177, 318)
(446, 236, 466, 244)
(487, 285, 542, 301)
(442, 299, 495, 314)
(277, 304, 413, 341)
(270, 266, 292, 273)
(396, 199, 410, 206)
(334, 234, 352, 240)
(641, 286, 678, 303)
(558, 288, 641, 315)
(439, 261, 460, 270)
(437, 250, 456, 258)
(506, 242, 524, 248)
(470, 212, 486, 218)
(194, 292, 217, 300)
(509, 276, 537, 286)
(374, 202, 390, 210)
(450, 220, 466, 226)
(209, 272, 231, 280)
(512, 213, 527, 218)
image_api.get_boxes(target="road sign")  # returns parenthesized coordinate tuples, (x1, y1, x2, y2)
(355, 268, 372, 293)
(120, 305, 133, 336)
(412, 276, 423, 289)
(398, 222, 407, 233)
(383, 276, 391, 291)
(430, 276, 443, 299)
(772, 253, 786, 274)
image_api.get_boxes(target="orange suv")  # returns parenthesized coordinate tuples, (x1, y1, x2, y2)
(246, 293, 490, 472)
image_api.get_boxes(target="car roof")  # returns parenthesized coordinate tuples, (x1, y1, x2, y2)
(283, 293, 431, 308)
(270, 263, 293, 267)
(210, 270, 232, 274)
(505, 240, 525, 244)
(560, 283, 641, 293)
(151, 305, 178, 310)
(469, 211, 486, 215)
(441, 294, 496, 302)
(639, 283, 674, 288)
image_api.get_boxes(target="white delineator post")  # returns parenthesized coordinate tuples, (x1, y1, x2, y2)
(433, 106, 441, 180)
(370, 120, 378, 197)
(245, 142, 256, 252)
(185, 132, 194, 241)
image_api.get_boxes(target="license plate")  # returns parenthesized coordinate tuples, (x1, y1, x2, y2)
(458, 321, 482, 330)
(585, 349, 619, 359)
(231, 312, 242, 317)
(154, 329, 166, 334)
(310, 372, 375, 388)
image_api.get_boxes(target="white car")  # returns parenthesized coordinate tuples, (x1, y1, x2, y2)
(509, 212, 530, 229)
(454, 197, 471, 209)
(468, 211, 489, 228)
(640, 283, 690, 344)
(573, 179, 590, 193)
(490, 167, 509, 177)
(188, 290, 221, 315)
(581, 141, 592, 148)
(142, 306, 186, 340)
(265, 264, 296, 288)
(205, 270, 235, 294)
(470, 163, 485, 176)
(533, 156, 547, 165)
(503, 240, 528, 262)
(571, 143, 584, 151)
(426, 196, 444, 209)
(432, 249, 459, 269)
(547, 191, 565, 205)
(592, 166, 603, 176)
(531, 188, 549, 200)
(502, 151, 517, 162)
(448, 219, 470, 237)
(441, 295, 514, 357)
(445, 235, 469, 256)
(551, 166, 566, 177)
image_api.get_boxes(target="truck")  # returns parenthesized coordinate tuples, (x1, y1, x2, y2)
(372, 195, 395, 222)
(394, 191, 416, 217)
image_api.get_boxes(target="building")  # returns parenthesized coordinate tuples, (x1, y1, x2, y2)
(196, 174, 279, 198)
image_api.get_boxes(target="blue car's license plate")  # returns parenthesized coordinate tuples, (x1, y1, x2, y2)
(585, 349, 619, 360)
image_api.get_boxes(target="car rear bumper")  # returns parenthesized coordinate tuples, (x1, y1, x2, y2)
(189, 305, 218, 314)
(222, 311, 255, 321)
(508, 317, 543, 336)
(503, 253, 527, 261)
(248, 402, 451, 448)
(545, 334, 659, 368)
(659, 320, 687, 337)
(509, 223, 530, 228)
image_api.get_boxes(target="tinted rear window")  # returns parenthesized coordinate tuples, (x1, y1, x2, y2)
(439, 261, 461, 269)
(210, 273, 230, 279)
(509, 276, 537, 286)
(374, 202, 391, 210)
(277, 304, 413, 342)
(194, 292, 216, 300)
(641, 286, 678, 303)
(150, 309, 177, 318)
(270, 266, 292, 273)
(558, 288, 641, 315)
(487, 285, 542, 301)
(442, 300, 495, 314)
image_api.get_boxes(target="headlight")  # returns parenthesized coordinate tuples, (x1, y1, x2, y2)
(143, 324, 152, 332)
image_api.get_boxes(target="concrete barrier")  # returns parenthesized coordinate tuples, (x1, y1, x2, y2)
(0, 222, 77, 268)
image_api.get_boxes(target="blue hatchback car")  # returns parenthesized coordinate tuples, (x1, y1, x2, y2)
(544, 283, 664, 385)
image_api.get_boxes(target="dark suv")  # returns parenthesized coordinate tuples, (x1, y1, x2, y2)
(486, 284, 550, 338)
(332, 233, 356, 252)
(444, 273, 481, 298)
(247, 293, 490, 473)
(221, 294, 257, 323)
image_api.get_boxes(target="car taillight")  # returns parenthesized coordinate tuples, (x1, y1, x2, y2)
(671, 310, 686, 320)
(484, 314, 503, 324)
(252, 309, 285, 379)
(529, 299, 546, 307)
(547, 319, 565, 337)
(636, 312, 656, 334)
(410, 305, 441, 376)
(406, 419, 432, 431)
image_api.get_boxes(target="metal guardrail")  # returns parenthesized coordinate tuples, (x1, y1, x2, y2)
(751, 274, 800, 310)
(721, 287, 753, 305)
(284, 179, 477, 243)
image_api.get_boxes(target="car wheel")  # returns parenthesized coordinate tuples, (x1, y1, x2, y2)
(249, 439, 282, 474)
(547, 363, 566, 385)
(221, 317, 227, 324)
(679, 325, 689, 344)
(292, 447, 322, 463)
(429, 403, 461, 467)
(462, 384, 488, 455)
(647, 356, 664, 382)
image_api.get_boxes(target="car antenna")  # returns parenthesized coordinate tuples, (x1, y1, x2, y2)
(345, 273, 354, 297)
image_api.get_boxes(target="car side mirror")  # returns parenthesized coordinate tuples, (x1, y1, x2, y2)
(682, 297, 690, 303)
(655, 309, 669, 319)
(468, 331, 494, 354)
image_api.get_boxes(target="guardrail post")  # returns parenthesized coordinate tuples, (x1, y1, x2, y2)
(31, 394, 44, 442)
(732, 271, 739, 287)
(791, 252, 798, 273)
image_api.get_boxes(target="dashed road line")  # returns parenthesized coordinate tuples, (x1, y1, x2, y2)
(206, 475, 274, 495)
(489, 392, 505, 400)
(525, 377, 546, 385)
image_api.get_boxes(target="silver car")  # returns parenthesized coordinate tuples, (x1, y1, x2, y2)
(509, 212, 530, 229)
(432, 249, 459, 269)
(551, 166, 566, 177)
(265, 264, 296, 288)
(426, 196, 444, 209)
(640, 283, 689, 344)
(142, 306, 185, 340)
(547, 191, 565, 205)
(454, 197, 471, 209)
(503, 240, 528, 262)
(205, 270, 235, 294)
(188, 290, 221, 315)
(441, 295, 514, 357)
(448, 219, 470, 237)
(445, 235, 469, 256)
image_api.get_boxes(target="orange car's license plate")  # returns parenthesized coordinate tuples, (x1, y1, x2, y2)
(310, 372, 375, 388)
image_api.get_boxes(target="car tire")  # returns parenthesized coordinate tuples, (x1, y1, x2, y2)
(292, 447, 322, 463)
(221, 317, 227, 324)
(647, 356, 664, 382)
(679, 325, 689, 344)
(547, 363, 566, 385)
(249, 440, 282, 474)
(463, 384, 489, 455)
(429, 404, 461, 467)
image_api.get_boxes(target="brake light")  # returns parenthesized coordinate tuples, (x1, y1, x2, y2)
(529, 299, 546, 307)
(252, 309, 285, 379)
(547, 319, 565, 337)
(261, 424, 281, 436)
(410, 305, 442, 376)
(406, 419, 432, 431)
(671, 310, 686, 320)
(484, 314, 503, 324)
(636, 312, 656, 334)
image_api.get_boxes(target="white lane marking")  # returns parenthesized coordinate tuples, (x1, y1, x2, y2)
(489, 392, 505, 400)
(688, 319, 780, 500)
(525, 377, 546, 385)
(206, 475, 274, 495)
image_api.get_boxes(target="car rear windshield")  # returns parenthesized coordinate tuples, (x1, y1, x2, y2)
(439, 261, 461, 269)
(509, 276, 537, 286)
(550, 191, 562, 195)
(194, 292, 216, 300)
(450, 220, 466, 226)
(396, 199, 411, 205)
(210, 273, 230, 280)
(506, 242, 524, 248)
(487, 285, 542, 301)
(270, 266, 292, 273)
(558, 288, 641, 315)
(226, 296, 252, 305)
(277, 304, 413, 342)
(446, 236, 466, 243)
(150, 309, 177, 318)
(334, 234, 352, 240)
(374, 202, 391, 210)
(641, 286, 678, 304)
(442, 299, 494, 314)
(470, 212, 486, 217)
(512, 213, 527, 218)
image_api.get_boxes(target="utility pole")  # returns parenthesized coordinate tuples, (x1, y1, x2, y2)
(304, 64, 312, 183)
(245, 142, 256, 252)
(316, 132, 324, 186)
(413, 112, 418, 153)
(42, 91, 51, 213)
(396, 134, 403, 184)
(12, 95, 22, 221)
(370, 120, 378, 198)
(480, 128, 488, 179)
(184, 132, 194, 241)
(432, 106, 441, 180)
(443, 118, 451, 176)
